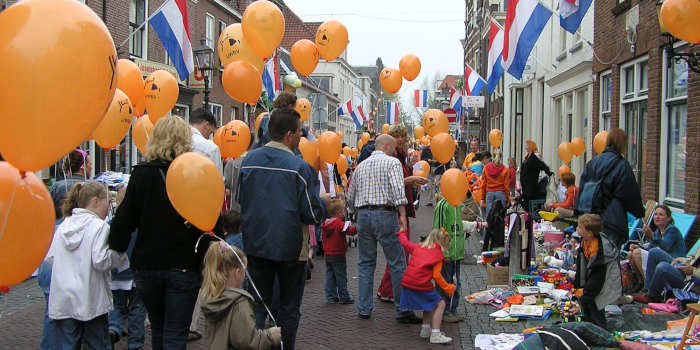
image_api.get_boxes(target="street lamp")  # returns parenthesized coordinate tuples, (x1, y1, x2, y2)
(193, 35, 214, 111)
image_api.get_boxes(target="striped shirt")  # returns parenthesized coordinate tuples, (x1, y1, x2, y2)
(347, 151, 407, 212)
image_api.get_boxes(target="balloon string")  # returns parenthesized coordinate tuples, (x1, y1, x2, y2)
(0, 176, 21, 242)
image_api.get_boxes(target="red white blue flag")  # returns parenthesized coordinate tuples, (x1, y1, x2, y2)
(149, 0, 194, 80)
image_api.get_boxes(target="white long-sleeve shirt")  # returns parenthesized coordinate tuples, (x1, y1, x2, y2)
(191, 126, 223, 174)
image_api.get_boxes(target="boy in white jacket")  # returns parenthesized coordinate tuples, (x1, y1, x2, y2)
(45, 181, 128, 349)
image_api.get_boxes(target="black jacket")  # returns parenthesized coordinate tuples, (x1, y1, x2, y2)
(576, 148, 644, 246)
(357, 141, 375, 165)
(520, 153, 552, 200)
(108, 160, 222, 270)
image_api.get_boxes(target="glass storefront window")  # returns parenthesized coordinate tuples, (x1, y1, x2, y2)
(666, 103, 687, 202)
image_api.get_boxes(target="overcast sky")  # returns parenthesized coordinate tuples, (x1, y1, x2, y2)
(285, 0, 465, 116)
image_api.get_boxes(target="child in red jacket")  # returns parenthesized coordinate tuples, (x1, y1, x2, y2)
(321, 199, 357, 304)
(398, 229, 455, 344)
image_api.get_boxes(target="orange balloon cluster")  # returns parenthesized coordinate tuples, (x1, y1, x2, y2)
(222, 61, 262, 105)
(299, 137, 321, 171)
(422, 109, 449, 137)
(399, 54, 421, 81)
(380, 68, 403, 94)
(362, 132, 370, 144)
(318, 131, 341, 164)
(291, 39, 320, 76)
(144, 70, 178, 125)
(218, 23, 264, 73)
(336, 155, 348, 174)
(593, 131, 608, 155)
(116, 59, 146, 117)
(92, 89, 133, 149)
(241, 0, 285, 59)
(489, 129, 503, 148)
(440, 169, 468, 206)
(343, 146, 352, 157)
(220, 120, 252, 159)
(431, 133, 455, 164)
(315, 20, 349, 61)
(351, 147, 358, 158)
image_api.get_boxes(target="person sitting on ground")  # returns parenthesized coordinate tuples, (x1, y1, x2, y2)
(201, 242, 281, 350)
(321, 199, 357, 305)
(637, 234, 700, 304)
(574, 214, 621, 330)
(544, 172, 578, 218)
(397, 229, 456, 344)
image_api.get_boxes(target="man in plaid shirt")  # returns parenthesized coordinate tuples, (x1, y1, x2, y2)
(347, 134, 421, 323)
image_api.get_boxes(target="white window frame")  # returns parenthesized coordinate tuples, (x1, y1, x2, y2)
(231, 106, 237, 121)
(620, 56, 649, 186)
(209, 103, 223, 127)
(599, 70, 612, 131)
(173, 104, 190, 123)
(205, 13, 215, 50)
(218, 20, 227, 70)
(129, 0, 149, 60)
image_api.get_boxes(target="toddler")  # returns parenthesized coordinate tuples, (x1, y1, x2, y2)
(321, 199, 357, 304)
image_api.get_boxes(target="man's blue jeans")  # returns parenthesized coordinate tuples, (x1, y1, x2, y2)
(38, 261, 53, 350)
(108, 289, 146, 349)
(438, 259, 461, 314)
(356, 209, 409, 318)
(134, 269, 201, 350)
(50, 314, 111, 350)
(648, 262, 687, 298)
(325, 260, 352, 302)
(645, 247, 675, 289)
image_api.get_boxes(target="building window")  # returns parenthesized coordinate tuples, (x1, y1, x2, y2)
(218, 20, 226, 67)
(668, 58, 688, 98)
(624, 66, 635, 97)
(663, 53, 688, 207)
(639, 62, 648, 95)
(620, 59, 648, 186)
(560, 28, 567, 53)
(172, 104, 190, 122)
(600, 72, 612, 130)
(129, 0, 146, 58)
(209, 103, 223, 127)
(205, 13, 215, 49)
(231, 107, 238, 121)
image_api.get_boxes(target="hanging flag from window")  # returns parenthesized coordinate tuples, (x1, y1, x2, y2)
(503, 0, 552, 80)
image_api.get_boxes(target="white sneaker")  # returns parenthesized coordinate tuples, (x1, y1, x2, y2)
(420, 327, 430, 338)
(430, 332, 452, 344)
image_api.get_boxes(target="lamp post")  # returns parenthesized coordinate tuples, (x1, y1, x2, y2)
(193, 35, 214, 111)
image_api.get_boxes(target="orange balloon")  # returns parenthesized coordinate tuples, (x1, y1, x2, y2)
(558, 165, 571, 178)
(295, 98, 312, 121)
(414, 126, 425, 138)
(661, 0, 700, 44)
(343, 146, 352, 156)
(222, 61, 262, 105)
(593, 130, 609, 155)
(361, 132, 370, 144)
(558, 142, 573, 164)
(421, 135, 431, 146)
(0, 162, 55, 286)
(144, 70, 178, 125)
(213, 126, 224, 148)
(0, 0, 117, 172)
(133, 115, 153, 155)
(336, 155, 348, 175)
(241, 0, 285, 59)
(351, 147, 358, 158)
(431, 133, 456, 164)
(489, 129, 503, 148)
(414, 160, 430, 177)
(422, 109, 449, 137)
(399, 54, 421, 81)
(382, 123, 390, 134)
(116, 59, 146, 117)
(299, 137, 320, 171)
(337, 131, 344, 139)
(440, 168, 469, 206)
(358, 140, 364, 150)
(255, 112, 268, 133)
(315, 20, 349, 61)
(93, 89, 133, 149)
(220, 120, 252, 158)
(380, 68, 403, 94)
(318, 131, 342, 164)
(571, 137, 586, 156)
(290, 39, 320, 76)
(217, 23, 264, 73)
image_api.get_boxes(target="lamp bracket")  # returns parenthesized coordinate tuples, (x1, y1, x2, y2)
(663, 34, 700, 74)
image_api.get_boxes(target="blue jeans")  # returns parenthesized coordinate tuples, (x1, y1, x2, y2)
(50, 314, 110, 350)
(134, 269, 201, 350)
(314, 225, 323, 255)
(325, 260, 352, 302)
(645, 247, 675, 289)
(38, 261, 53, 350)
(648, 262, 687, 298)
(356, 209, 409, 317)
(485, 191, 507, 219)
(247, 256, 306, 350)
(108, 288, 146, 349)
(438, 259, 461, 314)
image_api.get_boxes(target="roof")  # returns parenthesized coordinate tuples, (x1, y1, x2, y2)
(353, 66, 378, 78)
(438, 75, 461, 90)
(279, 5, 317, 51)
(305, 22, 322, 36)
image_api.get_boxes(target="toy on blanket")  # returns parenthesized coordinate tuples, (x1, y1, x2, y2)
(554, 300, 582, 323)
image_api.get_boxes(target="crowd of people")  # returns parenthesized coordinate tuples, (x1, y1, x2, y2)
(34, 85, 684, 348)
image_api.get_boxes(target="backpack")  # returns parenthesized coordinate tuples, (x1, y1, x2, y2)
(576, 157, 622, 214)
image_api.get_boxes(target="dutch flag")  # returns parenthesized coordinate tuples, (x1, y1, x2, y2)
(338, 100, 363, 129)
(149, 0, 194, 80)
(414, 89, 428, 107)
(262, 53, 280, 103)
(560, 0, 592, 34)
(503, 0, 552, 80)
(464, 65, 486, 97)
(487, 19, 505, 94)
(386, 101, 399, 124)
(449, 88, 463, 124)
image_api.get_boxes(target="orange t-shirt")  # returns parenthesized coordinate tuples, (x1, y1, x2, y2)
(552, 186, 579, 210)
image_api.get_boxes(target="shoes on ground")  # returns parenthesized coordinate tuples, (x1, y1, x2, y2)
(420, 327, 430, 339)
(430, 332, 453, 344)
(339, 298, 355, 304)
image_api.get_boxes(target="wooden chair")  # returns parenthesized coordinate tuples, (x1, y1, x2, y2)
(679, 303, 700, 349)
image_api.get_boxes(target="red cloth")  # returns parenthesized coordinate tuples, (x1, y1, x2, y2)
(508, 166, 516, 190)
(321, 218, 356, 256)
(377, 222, 410, 298)
(552, 186, 579, 210)
(397, 231, 445, 291)
(481, 163, 510, 203)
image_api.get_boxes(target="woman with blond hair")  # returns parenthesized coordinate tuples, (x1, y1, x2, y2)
(109, 116, 221, 349)
(520, 140, 553, 211)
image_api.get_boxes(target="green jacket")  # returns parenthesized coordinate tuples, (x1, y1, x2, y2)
(433, 199, 465, 260)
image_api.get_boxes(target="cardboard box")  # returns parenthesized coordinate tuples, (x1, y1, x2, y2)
(487, 264, 509, 286)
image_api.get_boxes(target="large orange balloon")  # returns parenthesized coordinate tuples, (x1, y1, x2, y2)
(570, 137, 586, 156)
(362, 132, 370, 144)
(357, 140, 364, 150)
(558, 165, 571, 178)
(351, 147, 358, 158)
(213, 127, 224, 149)
(413, 160, 430, 177)
(290, 39, 320, 76)
(217, 23, 264, 73)
(336, 155, 348, 175)
(422, 109, 449, 137)
(255, 112, 268, 133)
(315, 20, 349, 61)
(133, 115, 153, 155)
(144, 70, 178, 125)
(222, 61, 262, 105)
(299, 137, 320, 171)
(440, 168, 469, 207)
(220, 121, 251, 159)
(343, 146, 352, 157)
(414, 126, 425, 138)
(489, 129, 503, 148)
(116, 59, 146, 117)
(594, 130, 608, 155)
(0, 0, 117, 171)
(0, 162, 55, 286)
(431, 133, 456, 164)
(295, 98, 312, 121)
(382, 123, 390, 134)
(93, 89, 133, 149)
(558, 142, 573, 163)
(399, 54, 421, 81)
(166, 153, 224, 231)
(380, 68, 403, 94)
(661, 0, 700, 44)
(241, 0, 285, 59)
(318, 131, 342, 164)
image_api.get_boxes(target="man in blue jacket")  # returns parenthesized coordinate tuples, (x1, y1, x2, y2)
(238, 107, 328, 350)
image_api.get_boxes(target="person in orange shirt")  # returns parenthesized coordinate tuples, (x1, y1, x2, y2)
(480, 151, 510, 219)
(545, 172, 578, 218)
